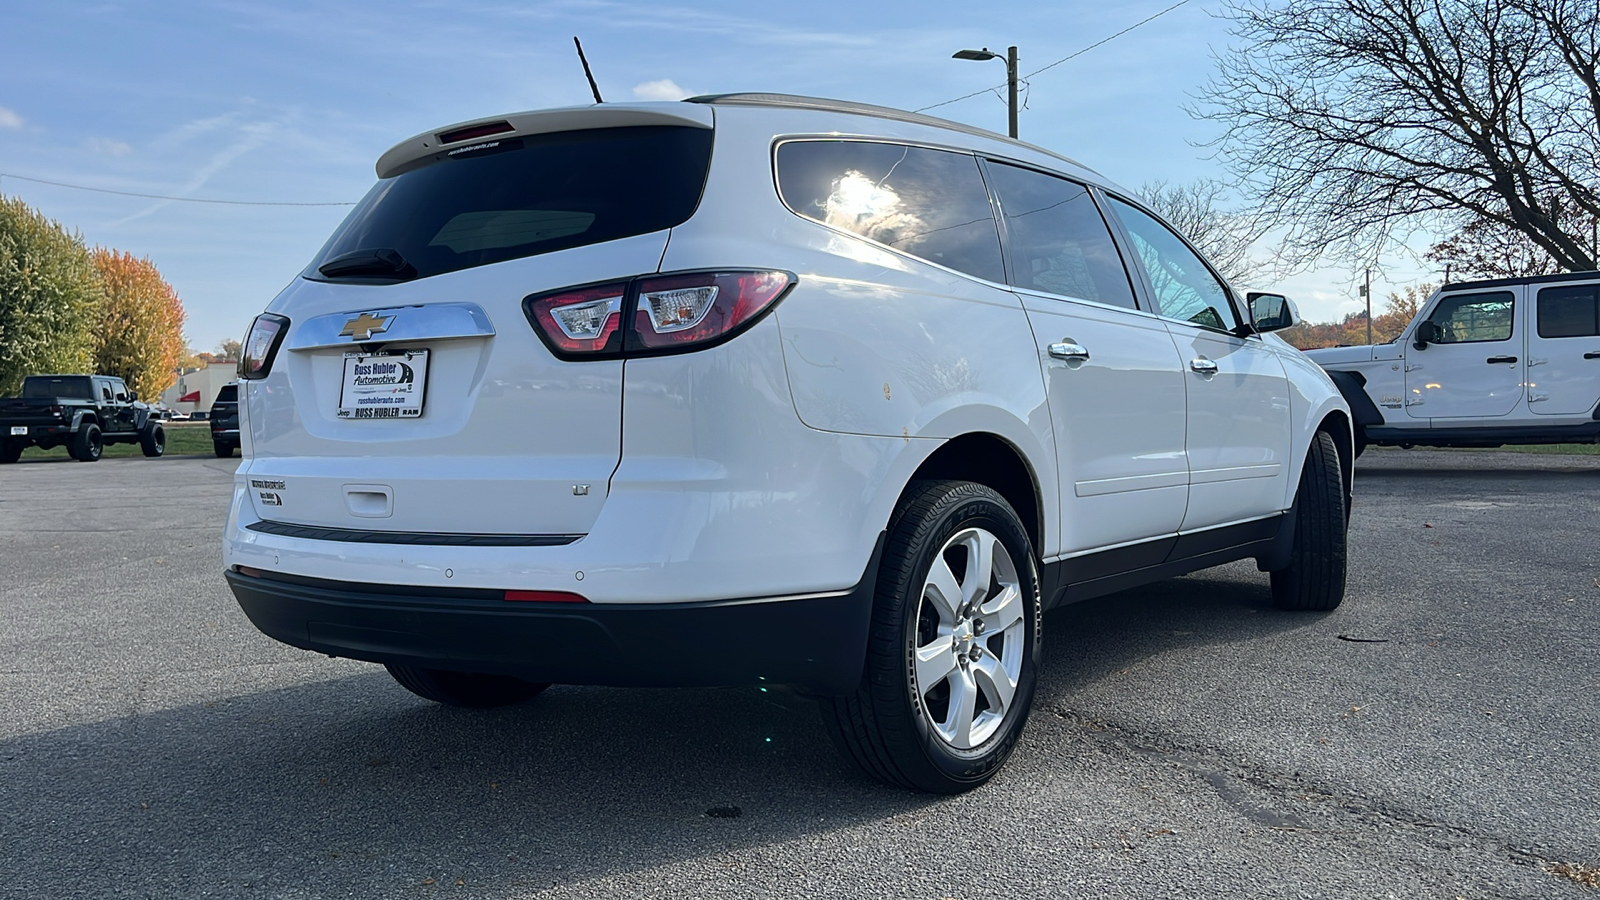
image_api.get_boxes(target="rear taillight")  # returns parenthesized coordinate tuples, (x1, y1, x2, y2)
(239, 313, 290, 379)
(524, 270, 794, 361)
(525, 282, 627, 356)
(48, 405, 63, 417)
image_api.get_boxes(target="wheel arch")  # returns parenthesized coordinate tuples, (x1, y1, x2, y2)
(902, 432, 1044, 557)
(1316, 409, 1355, 507)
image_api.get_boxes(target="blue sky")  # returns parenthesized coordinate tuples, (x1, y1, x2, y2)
(0, 0, 1435, 350)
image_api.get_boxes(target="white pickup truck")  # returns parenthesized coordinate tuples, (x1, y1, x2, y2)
(1305, 272, 1600, 453)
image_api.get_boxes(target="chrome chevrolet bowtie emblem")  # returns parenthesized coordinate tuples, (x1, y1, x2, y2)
(340, 313, 393, 341)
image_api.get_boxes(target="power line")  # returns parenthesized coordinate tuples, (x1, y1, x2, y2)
(916, 0, 1197, 114)
(0, 172, 356, 207)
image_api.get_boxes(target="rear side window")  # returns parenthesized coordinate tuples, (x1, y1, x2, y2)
(985, 162, 1136, 309)
(1537, 284, 1600, 338)
(776, 140, 1005, 283)
(309, 126, 713, 282)
(1426, 291, 1515, 343)
(215, 385, 238, 403)
(22, 377, 92, 400)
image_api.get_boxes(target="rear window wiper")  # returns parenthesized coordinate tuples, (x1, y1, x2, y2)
(317, 248, 418, 280)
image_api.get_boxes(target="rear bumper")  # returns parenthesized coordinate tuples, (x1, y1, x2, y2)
(225, 532, 882, 694)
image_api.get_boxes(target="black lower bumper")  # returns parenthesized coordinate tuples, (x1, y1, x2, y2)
(225, 538, 881, 695)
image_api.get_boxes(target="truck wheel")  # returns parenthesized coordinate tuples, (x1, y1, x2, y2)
(70, 423, 103, 462)
(0, 440, 21, 464)
(384, 664, 550, 708)
(1270, 431, 1348, 611)
(140, 423, 166, 457)
(214, 441, 234, 458)
(820, 480, 1041, 794)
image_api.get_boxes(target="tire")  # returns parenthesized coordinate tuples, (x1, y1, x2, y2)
(0, 440, 21, 464)
(70, 423, 103, 462)
(820, 480, 1041, 794)
(140, 423, 166, 457)
(1270, 431, 1348, 611)
(384, 664, 550, 708)
(214, 441, 234, 458)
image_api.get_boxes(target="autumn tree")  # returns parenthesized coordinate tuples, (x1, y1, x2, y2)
(89, 249, 186, 399)
(0, 196, 100, 395)
(1278, 282, 1436, 349)
(216, 338, 242, 360)
(1201, 0, 1600, 272)
(1139, 178, 1267, 286)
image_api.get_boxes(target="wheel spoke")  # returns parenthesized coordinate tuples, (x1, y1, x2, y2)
(961, 529, 996, 608)
(914, 640, 958, 693)
(979, 583, 1024, 633)
(945, 667, 980, 749)
(972, 654, 1017, 716)
(923, 556, 963, 621)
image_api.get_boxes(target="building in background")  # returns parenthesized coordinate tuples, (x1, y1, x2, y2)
(160, 360, 235, 413)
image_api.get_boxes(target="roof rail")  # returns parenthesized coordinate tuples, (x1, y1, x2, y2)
(1443, 270, 1600, 291)
(685, 92, 1094, 174)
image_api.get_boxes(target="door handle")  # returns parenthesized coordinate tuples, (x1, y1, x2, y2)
(1585, 351, 1600, 360)
(1190, 357, 1219, 375)
(1047, 341, 1090, 361)
(1485, 355, 1518, 364)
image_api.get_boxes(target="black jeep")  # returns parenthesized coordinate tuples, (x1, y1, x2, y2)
(0, 374, 166, 463)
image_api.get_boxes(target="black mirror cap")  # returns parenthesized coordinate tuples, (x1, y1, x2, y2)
(1413, 321, 1441, 349)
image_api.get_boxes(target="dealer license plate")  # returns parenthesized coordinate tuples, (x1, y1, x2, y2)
(9, 426, 27, 435)
(337, 349, 429, 419)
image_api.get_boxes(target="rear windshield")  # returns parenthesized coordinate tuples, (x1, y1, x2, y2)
(22, 377, 92, 400)
(214, 385, 238, 404)
(308, 126, 713, 282)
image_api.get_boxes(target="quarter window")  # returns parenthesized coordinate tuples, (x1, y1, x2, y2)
(1107, 198, 1237, 330)
(1536, 284, 1600, 338)
(776, 141, 1005, 283)
(985, 162, 1136, 309)
(1425, 291, 1515, 343)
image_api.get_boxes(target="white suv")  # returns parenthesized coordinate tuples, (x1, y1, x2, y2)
(225, 94, 1353, 793)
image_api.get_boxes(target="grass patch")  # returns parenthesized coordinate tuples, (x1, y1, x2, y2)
(20, 423, 220, 460)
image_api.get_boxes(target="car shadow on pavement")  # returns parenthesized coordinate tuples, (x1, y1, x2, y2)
(0, 567, 1319, 897)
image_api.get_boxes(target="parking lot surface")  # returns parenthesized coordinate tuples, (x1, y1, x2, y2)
(2, 448, 1597, 899)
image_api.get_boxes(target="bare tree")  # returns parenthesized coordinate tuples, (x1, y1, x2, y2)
(1427, 206, 1596, 278)
(1139, 178, 1268, 286)
(1200, 0, 1600, 272)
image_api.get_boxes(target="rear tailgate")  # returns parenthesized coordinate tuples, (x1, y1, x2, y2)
(241, 112, 714, 538)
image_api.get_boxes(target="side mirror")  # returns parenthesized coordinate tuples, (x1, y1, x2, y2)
(128, 390, 138, 401)
(1246, 292, 1299, 333)
(1413, 321, 1442, 350)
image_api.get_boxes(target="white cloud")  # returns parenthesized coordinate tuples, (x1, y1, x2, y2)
(632, 79, 691, 101)
(86, 137, 133, 156)
(0, 106, 23, 129)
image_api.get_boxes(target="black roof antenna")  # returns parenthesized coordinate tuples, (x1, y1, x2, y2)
(573, 37, 603, 104)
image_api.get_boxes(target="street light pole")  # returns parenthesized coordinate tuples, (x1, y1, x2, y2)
(1005, 46, 1018, 141)
(952, 45, 1019, 139)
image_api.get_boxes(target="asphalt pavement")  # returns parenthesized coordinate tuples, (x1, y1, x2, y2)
(1, 448, 1596, 899)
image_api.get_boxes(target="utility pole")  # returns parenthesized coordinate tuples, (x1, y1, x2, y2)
(1360, 268, 1372, 345)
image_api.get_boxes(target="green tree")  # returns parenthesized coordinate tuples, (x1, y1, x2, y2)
(0, 196, 100, 395)
(89, 249, 186, 399)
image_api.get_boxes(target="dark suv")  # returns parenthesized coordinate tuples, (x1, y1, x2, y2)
(210, 383, 240, 457)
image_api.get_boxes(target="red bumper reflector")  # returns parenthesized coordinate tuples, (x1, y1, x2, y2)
(504, 590, 589, 603)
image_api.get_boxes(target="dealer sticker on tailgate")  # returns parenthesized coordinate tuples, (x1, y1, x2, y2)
(338, 349, 428, 419)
